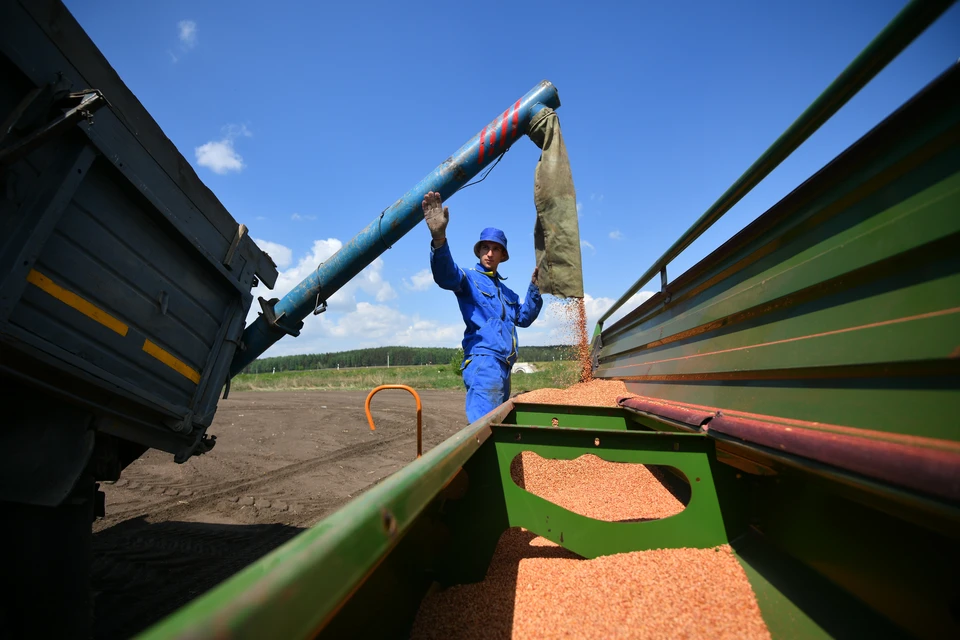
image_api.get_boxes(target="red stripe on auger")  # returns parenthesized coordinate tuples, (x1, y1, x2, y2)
(511, 99, 520, 136)
(500, 109, 509, 149)
(488, 127, 497, 152)
(479, 126, 487, 163)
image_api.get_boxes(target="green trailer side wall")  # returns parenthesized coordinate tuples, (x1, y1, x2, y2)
(596, 64, 960, 442)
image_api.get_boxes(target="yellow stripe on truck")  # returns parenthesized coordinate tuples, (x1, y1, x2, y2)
(26, 269, 129, 336)
(142, 340, 201, 384)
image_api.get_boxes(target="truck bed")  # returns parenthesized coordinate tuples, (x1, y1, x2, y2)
(0, 0, 278, 467)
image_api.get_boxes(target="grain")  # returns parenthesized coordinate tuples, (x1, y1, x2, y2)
(511, 452, 685, 522)
(412, 530, 769, 640)
(411, 408, 770, 639)
(514, 379, 633, 407)
(549, 297, 594, 382)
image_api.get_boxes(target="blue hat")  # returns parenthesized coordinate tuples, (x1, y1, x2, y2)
(473, 227, 509, 262)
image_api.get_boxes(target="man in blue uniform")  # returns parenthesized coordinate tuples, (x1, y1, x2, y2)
(422, 191, 543, 423)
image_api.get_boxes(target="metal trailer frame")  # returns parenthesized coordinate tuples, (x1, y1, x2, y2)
(140, 1, 960, 638)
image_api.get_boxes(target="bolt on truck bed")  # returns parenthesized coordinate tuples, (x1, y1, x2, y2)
(139, 1, 960, 638)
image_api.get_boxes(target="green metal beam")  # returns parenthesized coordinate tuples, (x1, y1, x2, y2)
(511, 404, 632, 430)
(492, 426, 730, 557)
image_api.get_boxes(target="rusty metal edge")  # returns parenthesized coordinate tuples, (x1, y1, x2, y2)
(709, 414, 960, 502)
(617, 395, 714, 429)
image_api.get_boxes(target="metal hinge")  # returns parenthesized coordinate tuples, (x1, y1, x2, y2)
(0, 85, 108, 166)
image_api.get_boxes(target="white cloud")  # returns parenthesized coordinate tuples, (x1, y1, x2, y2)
(224, 123, 251, 138)
(600, 290, 655, 326)
(252, 238, 292, 269)
(322, 305, 461, 348)
(195, 124, 251, 175)
(291, 213, 317, 221)
(403, 269, 434, 292)
(255, 216, 267, 221)
(580, 239, 595, 254)
(327, 302, 398, 339)
(196, 140, 242, 174)
(245, 238, 409, 355)
(393, 317, 461, 345)
(178, 20, 197, 48)
(247, 238, 397, 336)
(609, 230, 624, 240)
(169, 20, 197, 62)
(576, 201, 583, 216)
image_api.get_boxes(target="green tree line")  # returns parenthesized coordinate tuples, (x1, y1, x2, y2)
(241, 345, 573, 374)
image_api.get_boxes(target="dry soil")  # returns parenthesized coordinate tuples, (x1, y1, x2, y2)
(92, 389, 468, 639)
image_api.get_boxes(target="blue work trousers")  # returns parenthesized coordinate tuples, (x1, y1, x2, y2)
(463, 355, 511, 423)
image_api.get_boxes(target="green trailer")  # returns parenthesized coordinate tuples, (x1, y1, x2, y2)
(139, 1, 957, 638)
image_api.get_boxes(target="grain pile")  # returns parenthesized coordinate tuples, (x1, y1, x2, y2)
(514, 379, 633, 407)
(411, 532, 769, 640)
(411, 384, 770, 639)
(511, 453, 685, 522)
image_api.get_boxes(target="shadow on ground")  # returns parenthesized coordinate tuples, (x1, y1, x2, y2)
(92, 517, 304, 639)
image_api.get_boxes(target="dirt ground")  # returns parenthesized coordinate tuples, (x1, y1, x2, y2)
(92, 389, 468, 639)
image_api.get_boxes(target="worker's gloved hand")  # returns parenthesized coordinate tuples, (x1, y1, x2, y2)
(532, 267, 540, 286)
(422, 191, 449, 247)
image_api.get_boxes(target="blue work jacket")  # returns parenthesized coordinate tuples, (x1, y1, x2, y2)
(430, 241, 543, 364)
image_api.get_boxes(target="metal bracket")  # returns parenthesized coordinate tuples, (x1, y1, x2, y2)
(312, 265, 328, 315)
(174, 432, 217, 464)
(258, 296, 303, 337)
(660, 267, 671, 303)
(223, 223, 248, 269)
(590, 332, 602, 374)
(0, 89, 108, 166)
(165, 410, 194, 434)
(313, 291, 328, 316)
(377, 211, 393, 251)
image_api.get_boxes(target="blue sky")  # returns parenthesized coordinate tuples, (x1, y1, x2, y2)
(65, 0, 959, 356)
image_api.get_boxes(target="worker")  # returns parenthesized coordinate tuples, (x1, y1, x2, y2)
(422, 191, 543, 422)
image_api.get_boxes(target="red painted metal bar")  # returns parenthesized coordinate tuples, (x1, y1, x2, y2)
(708, 414, 960, 502)
(618, 395, 960, 501)
(617, 395, 715, 429)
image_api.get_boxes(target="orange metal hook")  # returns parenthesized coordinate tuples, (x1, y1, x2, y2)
(364, 384, 422, 458)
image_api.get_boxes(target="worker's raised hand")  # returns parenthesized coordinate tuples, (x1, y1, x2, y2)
(532, 266, 540, 286)
(422, 191, 449, 245)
